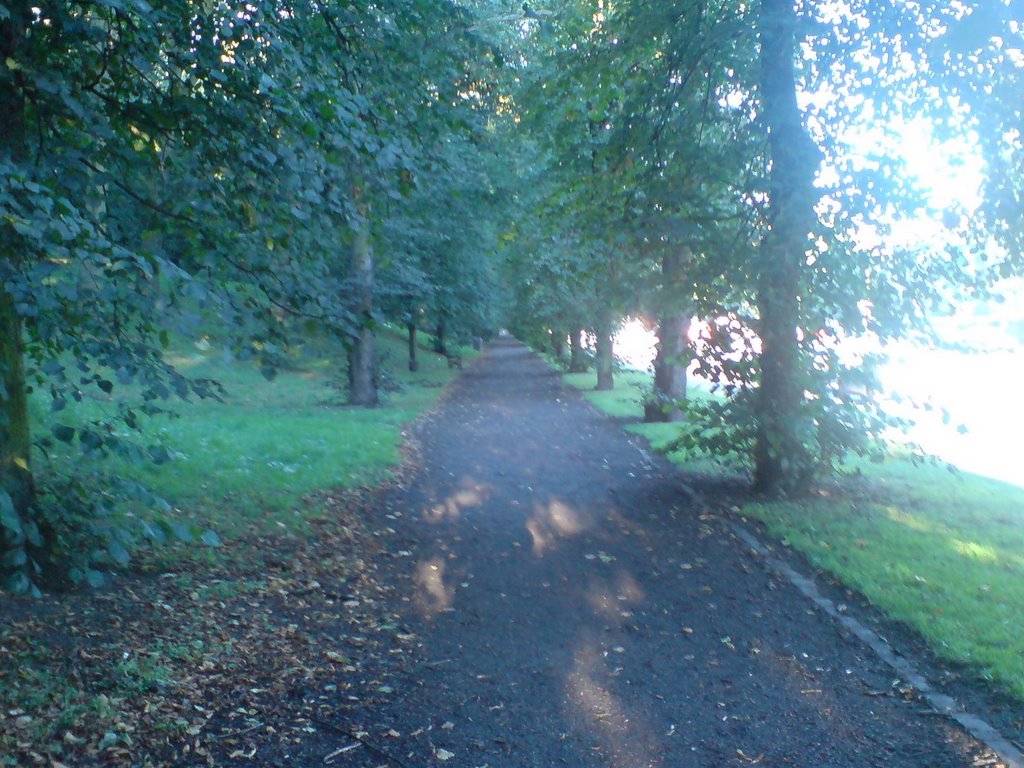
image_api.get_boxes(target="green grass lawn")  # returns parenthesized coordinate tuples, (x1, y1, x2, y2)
(31, 327, 469, 543)
(562, 365, 1024, 700)
(743, 461, 1024, 699)
(563, 369, 652, 418)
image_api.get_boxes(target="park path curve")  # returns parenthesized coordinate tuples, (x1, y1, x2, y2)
(340, 339, 998, 768)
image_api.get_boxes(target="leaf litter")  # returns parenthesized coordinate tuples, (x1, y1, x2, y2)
(0, 484, 420, 767)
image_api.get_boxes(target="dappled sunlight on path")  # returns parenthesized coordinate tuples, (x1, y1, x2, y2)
(527, 498, 588, 556)
(360, 338, 997, 768)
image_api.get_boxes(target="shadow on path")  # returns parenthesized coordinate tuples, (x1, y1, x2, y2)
(335, 339, 995, 767)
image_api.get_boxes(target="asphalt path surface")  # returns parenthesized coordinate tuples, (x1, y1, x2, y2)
(338, 338, 998, 768)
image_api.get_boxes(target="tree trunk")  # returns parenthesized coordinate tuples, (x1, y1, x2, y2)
(645, 252, 691, 423)
(433, 316, 447, 355)
(594, 311, 615, 391)
(1, 3, 36, 576)
(568, 327, 588, 372)
(646, 312, 690, 423)
(0, 291, 34, 515)
(347, 199, 378, 407)
(753, 0, 820, 496)
(550, 331, 567, 363)
(407, 321, 419, 372)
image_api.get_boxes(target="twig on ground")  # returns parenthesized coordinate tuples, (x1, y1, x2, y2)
(323, 742, 362, 763)
(312, 718, 421, 768)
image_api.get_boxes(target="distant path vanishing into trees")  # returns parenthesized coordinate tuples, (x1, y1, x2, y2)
(334, 338, 1000, 768)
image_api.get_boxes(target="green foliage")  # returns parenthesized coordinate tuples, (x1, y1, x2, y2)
(2, 463, 224, 594)
(507, 0, 1024, 493)
(5, 0, 1024, 581)
(0, 0, 515, 588)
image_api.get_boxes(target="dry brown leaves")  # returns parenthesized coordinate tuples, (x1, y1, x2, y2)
(0, 483, 418, 767)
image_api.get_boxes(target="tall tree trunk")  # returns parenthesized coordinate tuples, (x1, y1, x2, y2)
(407, 321, 419, 372)
(753, 0, 819, 496)
(646, 316, 690, 423)
(347, 197, 378, 407)
(0, 291, 33, 516)
(550, 330, 567, 363)
(646, 252, 691, 423)
(568, 327, 587, 372)
(1, 3, 36, 573)
(594, 310, 615, 391)
(433, 315, 447, 355)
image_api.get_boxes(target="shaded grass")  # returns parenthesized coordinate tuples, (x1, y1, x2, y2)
(31, 326, 466, 540)
(4, 329, 472, 764)
(561, 364, 1024, 701)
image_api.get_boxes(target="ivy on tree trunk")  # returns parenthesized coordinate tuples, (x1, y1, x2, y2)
(0, 291, 34, 521)
(1, 2, 36, 578)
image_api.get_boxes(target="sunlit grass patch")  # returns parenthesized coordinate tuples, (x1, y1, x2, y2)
(743, 461, 1024, 699)
(562, 368, 721, 471)
(563, 369, 652, 419)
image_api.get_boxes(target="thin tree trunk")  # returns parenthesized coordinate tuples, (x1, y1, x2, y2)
(551, 330, 567, 363)
(1, 3, 36, 582)
(568, 327, 587, 372)
(753, 0, 819, 495)
(347, 196, 378, 407)
(595, 311, 615, 391)
(407, 321, 419, 372)
(433, 316, 447, 356)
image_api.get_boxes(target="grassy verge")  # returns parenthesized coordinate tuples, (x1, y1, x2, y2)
(563, 369, 724, 473)
(562, 366, 1024, 701)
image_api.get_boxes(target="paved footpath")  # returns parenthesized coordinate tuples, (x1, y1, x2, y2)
(339, 339, 1001, 767)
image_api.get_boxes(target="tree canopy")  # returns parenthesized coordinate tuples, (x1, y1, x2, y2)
(3, 0, 1022, 590)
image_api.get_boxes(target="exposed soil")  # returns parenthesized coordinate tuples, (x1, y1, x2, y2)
(1, 338, 1016, 767)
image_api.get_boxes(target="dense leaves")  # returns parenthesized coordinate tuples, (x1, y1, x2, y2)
(507, 0, 1024, 494)
(3, 0, 1023, 586)
(0, 0, 510, 589)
